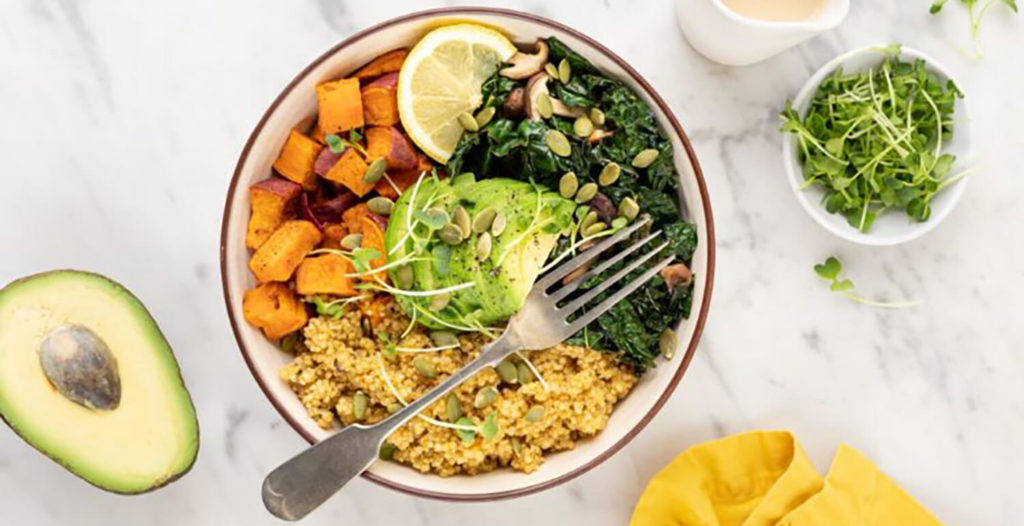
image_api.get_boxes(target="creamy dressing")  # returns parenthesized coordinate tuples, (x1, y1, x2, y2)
(720, 0, 825, 22)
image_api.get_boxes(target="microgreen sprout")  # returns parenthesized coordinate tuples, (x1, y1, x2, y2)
(515, 351, 551, 392)
(374, 353, 499, 441)
(307, 294, 370, 319)
(324, 132, 368, 156)
(931, 0, 1018, 57)
(814, 256, 918, 309)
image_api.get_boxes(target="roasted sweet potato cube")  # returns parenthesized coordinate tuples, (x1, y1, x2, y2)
(342, 203, 370, 230)
(314, 147, 341, 177)
(249, 220, 323, 282)
(353, 49, 408, 80)
(321, 223, 348, 250)
(242, 282, 308, 340)
(273, 130, 322, 191)
(352, 216, 388, 283)
(295, 254, 358, 296)
(246, 178, 302, 250)
(365, 126, 417, 171)
(324, 149, 374, 197)
(361, 73, 399, 127)
(316, 78, 364, 134)
(375, 153, 433, 198)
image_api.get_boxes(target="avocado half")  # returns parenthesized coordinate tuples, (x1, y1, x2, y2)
(0, 270, 199, 494)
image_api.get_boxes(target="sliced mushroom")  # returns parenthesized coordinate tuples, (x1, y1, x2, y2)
(500, 40, 549, 79)
(524, 72, 587, 121)
(589, 192, 617, 224)
(502, 87, 526, 119)
(587, 129, 614, 143)
(660, 263, 693, 291)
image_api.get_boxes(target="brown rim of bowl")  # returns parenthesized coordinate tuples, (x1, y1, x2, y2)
(220, 6, 716, 502)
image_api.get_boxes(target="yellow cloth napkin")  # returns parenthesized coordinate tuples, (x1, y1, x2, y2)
(630, 432, 943, 526)
(629, 431, 823, 526)
(777, 444, 943, 526)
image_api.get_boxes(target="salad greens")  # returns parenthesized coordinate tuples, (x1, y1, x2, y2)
(930, 0, 1018, 55)
(446, 37, 697, 373)
(780, 45, 966, 232)
(814, 256, 916, 309)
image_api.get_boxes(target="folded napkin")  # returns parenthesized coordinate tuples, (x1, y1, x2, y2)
(630, 431, 942, 526)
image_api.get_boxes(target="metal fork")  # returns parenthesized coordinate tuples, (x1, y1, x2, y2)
(262, 215, 672, 520)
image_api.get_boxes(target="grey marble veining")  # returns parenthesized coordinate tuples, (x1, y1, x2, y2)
(1, 0, 1021, 525)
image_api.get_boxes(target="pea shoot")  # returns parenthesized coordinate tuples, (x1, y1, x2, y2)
(814, 256, 917, 309)
(781, 44, 966, 232)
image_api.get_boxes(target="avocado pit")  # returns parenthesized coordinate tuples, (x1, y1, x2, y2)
(39, 324, 121, 410)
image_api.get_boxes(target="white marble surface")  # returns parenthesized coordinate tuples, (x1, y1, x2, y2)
(1, 0, 1021, 524)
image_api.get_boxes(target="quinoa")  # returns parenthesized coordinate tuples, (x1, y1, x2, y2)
(279, 297, 637, 476)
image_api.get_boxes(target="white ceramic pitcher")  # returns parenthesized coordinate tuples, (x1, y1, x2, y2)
(676, 0, 850, 66)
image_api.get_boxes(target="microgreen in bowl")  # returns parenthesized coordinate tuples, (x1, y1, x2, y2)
(781, 44, 969, 240)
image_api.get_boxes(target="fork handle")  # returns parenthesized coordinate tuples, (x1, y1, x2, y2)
(262, 331, 521, 521)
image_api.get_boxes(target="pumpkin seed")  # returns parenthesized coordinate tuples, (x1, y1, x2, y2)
(379, 442, 397, 460)
(536, 92, 554, 119)
(430, 330, 459, 348)
(446, 392, 462, 422)
(583, 222, 608, 237)
(353, 391, 369, 420)
(524, 405, 545, 423)
(491, 212, 507, 236)
(367, 196, 394, 215)
(599, 162, 621, 186)
(472, 209, 496, 233)
(340, 233, 362, 250)
(545, 130, 571, 157)
(395, 264, 414, 289)
(544, 62, 559, 78)
(659, 328, 678, 359)
(631, 148, 660, 169)
(458, 111, 479, 132)
(453, 205, 471, 238)
(475, 106, 496, 128)
(573, 116, 594, 138)
(476, 232, 493, 261)
(516, 362, 535, 384)
(585, 221, 606, 235)
(386, 403, 403, 414)
(618, 197, 640, 221)
(414, 357, 437, 379)
(612, 216, 628, 229)
(559, 172, 579, 199)
(557, 58, 571, 83)
(439, 223, 464, 245)
(589, 108, 606, 126)
(510, 436, 523, 457)
(580, 210, 599, 233)
(363, 157, 387, 183)
(497, 358, 518, 383)
(574, 182, 598, 203)
(474, 386, 499, 409)
(429, 292, 451, 312)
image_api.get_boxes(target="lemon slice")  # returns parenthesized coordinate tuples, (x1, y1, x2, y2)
(398, 24, 517, 163)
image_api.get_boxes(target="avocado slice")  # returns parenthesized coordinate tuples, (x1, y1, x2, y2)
(0, 270, 199, 494)
(385, 175, 575, 329)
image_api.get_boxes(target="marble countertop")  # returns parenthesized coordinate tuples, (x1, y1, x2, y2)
(1, 0, 1021, 524)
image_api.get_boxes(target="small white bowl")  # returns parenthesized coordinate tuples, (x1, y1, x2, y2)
(781, 45, 971, 246)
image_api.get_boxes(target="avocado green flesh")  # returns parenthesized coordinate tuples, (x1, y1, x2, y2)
(385, 176, 575, 329)
(0, 271, 198, 494)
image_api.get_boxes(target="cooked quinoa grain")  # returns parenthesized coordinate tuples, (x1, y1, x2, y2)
(279, 297, 637, 475)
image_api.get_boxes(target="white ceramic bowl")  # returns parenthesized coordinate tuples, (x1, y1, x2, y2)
(782, 45, 971, 246)
(221, 8, 715, 501)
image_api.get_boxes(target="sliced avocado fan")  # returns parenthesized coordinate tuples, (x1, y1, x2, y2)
(385, 174, 575, 330)
(0, 271, 199, 494)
